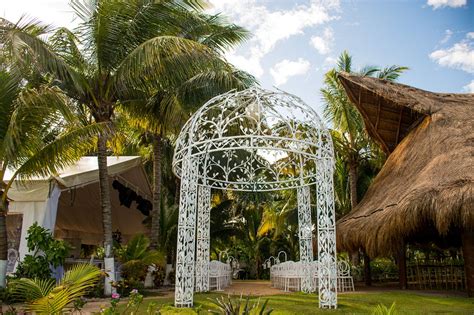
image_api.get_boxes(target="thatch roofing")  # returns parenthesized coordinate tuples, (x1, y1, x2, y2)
(336, 72, 474, 257)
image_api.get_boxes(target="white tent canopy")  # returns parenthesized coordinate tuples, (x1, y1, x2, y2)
(5, 156, 151, 262)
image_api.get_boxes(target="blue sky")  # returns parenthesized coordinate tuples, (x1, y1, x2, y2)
(2, 0, 473, 117)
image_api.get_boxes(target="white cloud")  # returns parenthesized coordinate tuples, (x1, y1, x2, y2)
(426, 0, 467, 9)
(270, 58, 311, 86)
(440, 29, 453, 44)
(467, 32, 474, 39)
(429, 33, 474, 73)
(1, 0, 76, 27)
(208, 0, 339, 77)
(310, 27, 334, 55)
(463, 80, 474, 93)
(323, 56, 337, 68)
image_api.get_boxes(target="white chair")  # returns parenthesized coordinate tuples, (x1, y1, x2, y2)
(337, 260, 355, 292)
(6, 248, 18, 274)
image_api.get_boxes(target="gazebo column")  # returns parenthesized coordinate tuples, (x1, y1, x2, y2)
(316, 159, 337, 309)
(195, 185, 211, 292)
(174, 157, 199, 307)
(297, 185, 314, 293)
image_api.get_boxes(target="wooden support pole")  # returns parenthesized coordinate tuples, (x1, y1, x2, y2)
(363, 251, 372, 286)
(462, 229, 474, 297)
(398, 243, 407, 289)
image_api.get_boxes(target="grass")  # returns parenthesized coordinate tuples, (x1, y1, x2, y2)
(114, 290, 474, 314)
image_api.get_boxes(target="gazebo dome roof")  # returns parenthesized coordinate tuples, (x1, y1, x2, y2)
(173, 86, 334, 191)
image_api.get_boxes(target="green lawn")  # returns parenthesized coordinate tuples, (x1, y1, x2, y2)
(116, 291, 474, 314)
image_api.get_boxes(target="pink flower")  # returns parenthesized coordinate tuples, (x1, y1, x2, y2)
(111, 293, 120, 299)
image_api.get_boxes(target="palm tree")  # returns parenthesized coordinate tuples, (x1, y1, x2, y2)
(2, 0, 244, 290)
(120, 11, 252, 249)
(321, 51, 407, 284)
(0, 65, 103, 287)
(321, 51, 407, 211)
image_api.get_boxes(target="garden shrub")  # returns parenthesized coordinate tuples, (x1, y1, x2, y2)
(13, 223, 70, 280)
(152, 265, 166, 287)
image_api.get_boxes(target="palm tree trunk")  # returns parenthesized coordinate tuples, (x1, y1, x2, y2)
(348, 162, 365, 275)
(348, 162, 358, 210)
(97, 133, 115, 295)
(256, 256, 260, 280)
(0, 196, 8, 287)
(150, 134, 162, 249)
(98, 134, 113, 255)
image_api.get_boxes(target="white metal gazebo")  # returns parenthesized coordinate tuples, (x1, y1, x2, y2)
(172, 86, 337, 308)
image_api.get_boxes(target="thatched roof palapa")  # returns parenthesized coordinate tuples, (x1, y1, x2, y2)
(336, 72, 474, 257)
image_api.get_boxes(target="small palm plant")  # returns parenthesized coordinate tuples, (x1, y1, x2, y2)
(371, 302, 398, 315)
(10, 264, 102, 314)
(209, 295, 273, 315)
(117, 234, 165, 291)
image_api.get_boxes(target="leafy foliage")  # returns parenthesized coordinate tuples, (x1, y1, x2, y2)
(321, 51, 407, 216)
(209, 295, 273, 315)
(117, 234, 165, 292)
(371, 302, 398, 315)
(13, 223, 70, 280)
(11, 264, 102, 314)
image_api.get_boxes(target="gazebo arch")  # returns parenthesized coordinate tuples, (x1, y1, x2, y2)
(172, 86, 337, 309)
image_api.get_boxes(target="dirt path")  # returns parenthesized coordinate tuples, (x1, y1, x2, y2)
(222, 280, 289, 296)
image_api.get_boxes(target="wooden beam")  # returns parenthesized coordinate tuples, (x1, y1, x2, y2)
(395, 107, 404, 145)
(363, 251, 372, 286)
(341, 81, 391, 154)
(462, 230, 474, 297)
(375, 98, 381, 131)
(398, 243, 407, 289)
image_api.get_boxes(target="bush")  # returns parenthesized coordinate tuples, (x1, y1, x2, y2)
(13, 223, 70, 280)
(152, 265, 166, 288)
(167, 269, 175, 285)
(117, 234, 165, 292)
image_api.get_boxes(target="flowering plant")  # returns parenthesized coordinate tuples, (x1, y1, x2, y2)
(100, 292, 120, 315)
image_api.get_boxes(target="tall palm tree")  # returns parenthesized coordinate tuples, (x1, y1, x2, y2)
(120, 11, 252, 249)
(2, 0, 243, 291)
(321, 51, 407, 210)
(321, 51, 407, 284)
(0, 66, 103, 287)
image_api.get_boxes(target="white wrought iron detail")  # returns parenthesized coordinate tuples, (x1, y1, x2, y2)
(195, 185, 211, 292)
(173, 86, 337, 309)
(297, 185, 313, 293)
(316, 158, 338, 308)
(174, 157, 199, 307)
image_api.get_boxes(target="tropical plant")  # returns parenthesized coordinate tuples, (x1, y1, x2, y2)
(117, 234, 165, 291)
(321, 51, 407, 214)
(371, 302, 398, 315)
(1, 0, 244, 276)
(321, 50, 408, 279)
(0, 60, 103, 286)
(10, 264, 102, 314)
(119, 11, 253, 250)
(209, 295, 273, 315)
(14, 223, 70, 280)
